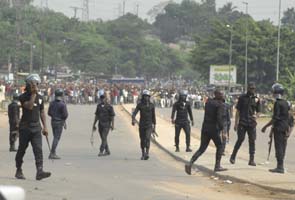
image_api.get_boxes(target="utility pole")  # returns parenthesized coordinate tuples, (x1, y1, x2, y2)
(243, 2, 248, 91)
(40, 0, 48, 10)
(135, 3, 139, 17)
(14, 0, 22, 84)
(276, 0, 282, 82)
(226, 24, 233, 94)
(123, 0, 126, 16)
(70, 6, 83, 18)
(82, 0, 89, 21)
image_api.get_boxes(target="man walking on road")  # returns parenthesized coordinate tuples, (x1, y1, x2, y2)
(92, 94, 115, 156)
(48, 88, 68, 159)
(171, 90, 194, 152)
(185, 90, 227, 174)
(230, 82, 260, 166)
(15, 74, 51, 180)
(8, 93, 20, 152)
(132, 90, 156, 160)
(261, 83, 292, 174)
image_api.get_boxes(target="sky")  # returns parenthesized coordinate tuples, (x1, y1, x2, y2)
(33, 0, 295, 24)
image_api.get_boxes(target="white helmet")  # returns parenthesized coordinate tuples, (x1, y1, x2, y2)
(142, 90, 150, 96)
(26, 74, 41, 85)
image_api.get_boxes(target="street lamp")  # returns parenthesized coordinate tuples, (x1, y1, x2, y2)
(243, 2, 248, 92)
(23, 41, 36, 74)
(276, 0, 282, 82)
(226, 24, 233, 94)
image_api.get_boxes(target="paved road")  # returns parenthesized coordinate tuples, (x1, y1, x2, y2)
(156, 107, 295, 173)
(0, 105, 292, 200)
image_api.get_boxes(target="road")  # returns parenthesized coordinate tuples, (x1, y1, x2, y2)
(0, 105, 293, 200)
(156, 107, 295, 173)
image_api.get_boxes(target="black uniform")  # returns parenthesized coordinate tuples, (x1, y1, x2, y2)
(15, 92, 45, 171)
(95, 102, 115, 154)
(272, 99, 290, 171)
(171, 100, 194, 150)
(132, 99, 156, 158)
(48, 99, 68, 157)
(188, 98, 224, 170)
(8, 100, 20, 151)
(231, 92, 260, 164)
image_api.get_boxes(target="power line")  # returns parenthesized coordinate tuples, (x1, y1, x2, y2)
(82, 0, 89, 21)
(70, 6, 83, 18)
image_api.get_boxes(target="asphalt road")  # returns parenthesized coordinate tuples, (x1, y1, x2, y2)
(157, 107, 295, 173)
(0, 105, 293, 200)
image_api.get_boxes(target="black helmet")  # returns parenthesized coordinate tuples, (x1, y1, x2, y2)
(12, 93, 18, 101)
(55, 88, 64, 100)
(272, 83, 284, 95)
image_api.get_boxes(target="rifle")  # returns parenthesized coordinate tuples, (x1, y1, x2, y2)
(267, 128, 274, 161)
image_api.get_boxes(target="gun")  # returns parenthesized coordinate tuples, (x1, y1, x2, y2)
(267, 128, 274, 161)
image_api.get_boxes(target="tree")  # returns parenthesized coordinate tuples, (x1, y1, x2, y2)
(282, 8, 295, 31)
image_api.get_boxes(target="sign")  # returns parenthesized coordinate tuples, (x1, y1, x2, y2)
(209, 65, 237, 85)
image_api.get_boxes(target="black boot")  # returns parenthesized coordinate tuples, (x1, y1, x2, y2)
(36, 168, 51, 181)
(15, 168, 25, 180)
(186, 146, 192, 152)
(230, 149, 237, 164)
(141, 149, 145, 160)
(144, 148, 149, 160)
(269, 160, 284, 174)
(214, 157, 228, 172)
(248, 154, 256, 166)
(185, 162, 192, 175)
(49, 152, 61, 159)
(104, 150, 111, 156)
(9, 144, 17, 152)
(175, 146, 180, 152)
(98, 151, 104, 157)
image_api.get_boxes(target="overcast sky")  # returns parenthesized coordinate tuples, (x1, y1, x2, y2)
(33, 0, 295, 24)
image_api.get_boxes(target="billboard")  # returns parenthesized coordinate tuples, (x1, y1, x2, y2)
(209, 65, 237, 85)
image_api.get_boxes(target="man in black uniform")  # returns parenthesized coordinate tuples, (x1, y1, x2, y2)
(185, 90, 227, 174)
(132, 90, 156, 160)
(171, 90, 194, 152)
(92, 94, 115, 156)
(8, 93, 20, 152)
(15, 74, 51, 180)
(261, 83, 291, 173)
(48, 88, 68, 159)
(230, 82, 260, 166)
(220, 99, 231, 155)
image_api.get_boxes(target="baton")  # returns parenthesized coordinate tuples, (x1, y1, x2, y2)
(45, 135, 53, 163)
(267, 128, 274, 161)
(90, 129, 95, 147)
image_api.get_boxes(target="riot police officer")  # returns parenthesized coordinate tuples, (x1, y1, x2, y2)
(132, 90, 156, 160)
(8, 93, 20, 152)
(48, 88, 68, 159)
(185, 90, 227, 174)
(92, 94, 115, 156)
(221, 99, 231, 155)
(230, 82, 260, 166)
(15, 74, 51, 180)
(261, 83, 291, 173)
(171, 90, 194, 152)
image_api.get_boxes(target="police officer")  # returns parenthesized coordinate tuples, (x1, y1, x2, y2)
(8, 93, 20, 152)
(132, 90, 156, 160)
(261, 83, 291, 173)
(185, 90, 227, 174)
(48, 88, 68, 159)
(92, 94, 115, 156)
(230, 82, 260, 166)
(15, 74, 51, 180)
(171, 90, 194, 152)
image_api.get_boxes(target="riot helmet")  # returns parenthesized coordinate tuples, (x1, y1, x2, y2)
(55, 88, 64, 101)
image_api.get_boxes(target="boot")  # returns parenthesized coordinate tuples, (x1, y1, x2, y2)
(141, 149, 145, 160)
(185, 163, 192, 175)
(269, 160, 284, 174)
(248, 154, 256, 166)
(214, 158, 228, 172)
(49, 153, 61, 160)
(144, 148, 149, 160)
(175, 146, 180, 152)
(230, 149, 237, 164)
(36, 168, 51, 181)
(15, 168, 25, 180)
(186, 147, 192, 152)
(104, 150, 111, 156)
(98, 151, 104, 157)
(9, 144, 17, 152)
